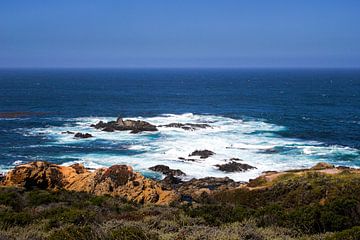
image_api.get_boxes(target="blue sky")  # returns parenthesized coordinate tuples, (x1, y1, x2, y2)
(1, 0, 359, 68)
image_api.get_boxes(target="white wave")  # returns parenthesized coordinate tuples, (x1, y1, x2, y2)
(22, 113, 360, 182)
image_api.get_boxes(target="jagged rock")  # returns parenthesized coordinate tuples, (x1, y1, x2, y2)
(1, 161, 179, 205)
(161, 175, 183, 190)
(61, 131, 75, 134)
(91, 117, 158, 134)
(74, 132, 93, 138)
(159, 123, 211, 131)
(149, 165, 185, 177)
(311, 162, 335, 170)
(215, 161, 256, 172)
(189, 150, 215, 159)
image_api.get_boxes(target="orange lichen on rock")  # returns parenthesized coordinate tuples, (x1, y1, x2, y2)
(1, 161, 179, 204)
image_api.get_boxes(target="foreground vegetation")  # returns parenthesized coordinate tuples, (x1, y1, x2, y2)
(1, 171, 360, 239)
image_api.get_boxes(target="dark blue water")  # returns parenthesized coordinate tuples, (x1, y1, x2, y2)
(0, 68, 359, 174)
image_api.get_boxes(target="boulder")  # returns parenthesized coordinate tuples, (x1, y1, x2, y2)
(74, 132, 93, 138)
(1, 161, 179, 205)
(189, 150, 215, 159)
(149, 165, 185, 177)
(215, 161, 256, 172)
(91, 117, 158, 134)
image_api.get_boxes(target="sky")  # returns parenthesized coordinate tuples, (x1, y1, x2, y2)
(0, 0, 360, 68)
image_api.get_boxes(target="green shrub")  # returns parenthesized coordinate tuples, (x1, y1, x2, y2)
(49, 225, 99, 240)
(0, 188, 23, 210)
(0, 211, 33, 228)
(184, 204, 247, 226)
(88, 195, 108, 206)
(326, 226, 360, 240)
(108, 226, 158, 240)
(26, 190, 60, 206)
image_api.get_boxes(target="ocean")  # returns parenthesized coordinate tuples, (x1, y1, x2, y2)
(0, 68, 359, 181)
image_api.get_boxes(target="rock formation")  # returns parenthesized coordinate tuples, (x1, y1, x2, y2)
(215, 161, 256, 172)
(189, 150, 215, 159)
(1, 161, 178, 204)
(159, 123, 211, 131)
(91, 117, 158, 133)
(74, 132, 93, 138)
(149, 165, 185, 177)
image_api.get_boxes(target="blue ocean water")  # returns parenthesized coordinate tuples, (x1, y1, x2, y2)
(0, 69, 359, 180)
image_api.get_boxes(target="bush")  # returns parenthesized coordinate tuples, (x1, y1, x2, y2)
(0, 188, 23, 210)
(49, 225, 99, 240)
(0, 211, 33, 228)
(326, 226, 360, 240)
(108, 226, 158, 240)
(27, 190, 60, 206)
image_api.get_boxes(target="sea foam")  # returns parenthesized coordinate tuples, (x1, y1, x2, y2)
(14, 113, 360, 181)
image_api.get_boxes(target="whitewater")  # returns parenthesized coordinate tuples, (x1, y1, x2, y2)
(4, 113, 358, 182)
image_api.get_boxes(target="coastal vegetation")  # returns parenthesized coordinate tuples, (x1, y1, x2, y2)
(1, 164, 360, 239)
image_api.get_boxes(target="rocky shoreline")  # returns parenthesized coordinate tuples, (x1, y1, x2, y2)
(1, 160, 357, 205)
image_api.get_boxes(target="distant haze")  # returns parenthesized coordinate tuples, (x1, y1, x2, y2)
(1, 0, 360, 68)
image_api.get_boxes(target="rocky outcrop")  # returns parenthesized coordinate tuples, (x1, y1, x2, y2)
(91, 117, 158, 134)
(215, 161, 256, 172)
(74, 132, 93, 138)
(159, 123, 211, 131)
(176, 177, 242, 202)
(1, 161, 178, 204)
(149, 165, 185, 177)
(189, 150, 215, 159)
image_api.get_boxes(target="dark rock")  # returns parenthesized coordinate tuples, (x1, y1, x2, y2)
(91, 117, 158, 133)
(189, 150, 215, 159)
(159, 123, 211, 131)
(61, 131, 75, 134)
(149, 165, 185, 177)
(178, 157, 198, 162)
(215, 161, 256, 172)
(74, 132, 93, 138)
(161, 175, 183, 190)
(229, 158, 242, 161)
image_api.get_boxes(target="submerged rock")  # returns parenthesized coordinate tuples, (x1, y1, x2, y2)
(159, 123, 211, 131)
(149, 165, 185, 177)
(215, 161, 256, 172)
(91, 117, 158, 134)
(74, 132, 93, 138)
(61, 131, 75, 134)
(1, 161, 179, 204)
(189, 150, 215, 159)
(178, 157, 198, 162)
